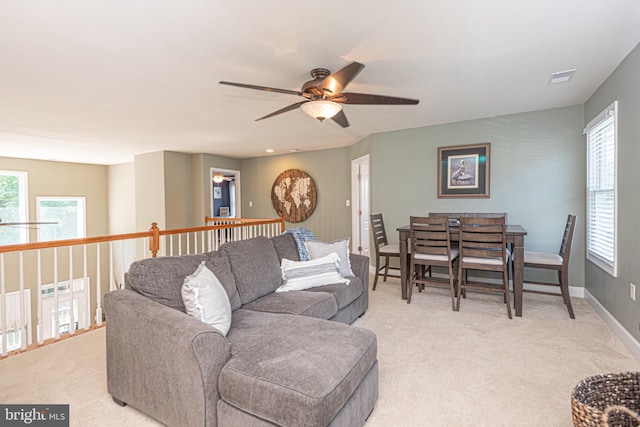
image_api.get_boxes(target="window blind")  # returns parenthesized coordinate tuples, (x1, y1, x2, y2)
(585, 102, 617, 276)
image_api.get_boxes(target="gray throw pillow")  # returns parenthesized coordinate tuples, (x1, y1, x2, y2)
(182, 261, 232, 335)
(305, 238, 354, 277)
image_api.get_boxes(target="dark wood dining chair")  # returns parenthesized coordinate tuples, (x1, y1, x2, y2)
(407, 216, 458, 309)
(370, 213, 401, 290)
(457, 216, 512, 318)
(523, 214, 577, 319)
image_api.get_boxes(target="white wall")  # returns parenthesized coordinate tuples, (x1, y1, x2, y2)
(108, 162, 136, 233)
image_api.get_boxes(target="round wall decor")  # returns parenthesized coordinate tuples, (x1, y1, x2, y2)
(271, 169, 317, 223)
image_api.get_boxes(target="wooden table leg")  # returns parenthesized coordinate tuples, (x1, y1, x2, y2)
(513, 235, 524, 317)
(399, 229, 408, 300)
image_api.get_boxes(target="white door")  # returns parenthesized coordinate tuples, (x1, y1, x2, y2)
(351, 155, 370, 257)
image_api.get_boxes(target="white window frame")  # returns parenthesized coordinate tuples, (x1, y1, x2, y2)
(585, 101, 618, 277)
(0, 289, 32, 353)
(0, 170, 29, 244)
(36, 196, 86, 242)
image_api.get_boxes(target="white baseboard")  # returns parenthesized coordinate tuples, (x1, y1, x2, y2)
(584, 289, 640, 361)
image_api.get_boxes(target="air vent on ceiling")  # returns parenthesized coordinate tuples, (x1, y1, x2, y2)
(549, 69, 576, 85)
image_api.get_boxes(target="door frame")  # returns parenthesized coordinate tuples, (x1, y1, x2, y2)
(351, 154, 370, 256)
(209, 167, 241, 218)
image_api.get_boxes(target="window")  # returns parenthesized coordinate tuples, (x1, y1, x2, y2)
(585, 101, 618, 277)
(0, 171, 28, 245)
(41, 278, 88, 340)
(36, 197, 86, 241)
(0, 289, 31, 353)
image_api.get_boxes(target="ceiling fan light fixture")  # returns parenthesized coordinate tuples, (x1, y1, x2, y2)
(213, 173, 224, 184)
(300, 100, 342, 122)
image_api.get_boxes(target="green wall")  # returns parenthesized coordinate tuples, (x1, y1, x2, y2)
(368, 105, 586, 287)
(584, 42, 640, 341)
(240, 147, 352, 241)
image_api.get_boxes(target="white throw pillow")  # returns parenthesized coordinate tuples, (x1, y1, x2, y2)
(305, 238, 354, 277)
(276, 252, 349, 292)
(182, 261, 232, 336)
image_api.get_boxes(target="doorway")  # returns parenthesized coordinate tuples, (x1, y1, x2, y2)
(351, 155, 370, 257)
(210, 168, 241, 218)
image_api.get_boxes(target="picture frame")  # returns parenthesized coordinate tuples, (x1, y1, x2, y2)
(213, 186, 222, 199)
(437, 143, 490, 198)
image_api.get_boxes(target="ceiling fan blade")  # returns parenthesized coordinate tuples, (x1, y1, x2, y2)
(220, 81, 304, 97)
(331, 92, 420, 105)
(0, 221, 56, 226)
(255, 101, 309, 121)
(331, 110, 350, 128)
(317, 62, 365, 96)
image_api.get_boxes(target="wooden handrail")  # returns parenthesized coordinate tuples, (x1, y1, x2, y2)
(0, 230, 154, 254)
(0, 217, 286, 256)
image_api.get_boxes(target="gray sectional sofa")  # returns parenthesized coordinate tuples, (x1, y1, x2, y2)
(104, 233, 378, 427)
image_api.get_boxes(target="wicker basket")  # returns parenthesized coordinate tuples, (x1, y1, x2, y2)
(571, 372, 640, 427)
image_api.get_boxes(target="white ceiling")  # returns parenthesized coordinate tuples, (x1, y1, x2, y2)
(1, 1, 639, 165)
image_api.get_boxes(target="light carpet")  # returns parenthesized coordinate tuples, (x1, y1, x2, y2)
(1, 277, 638, 427)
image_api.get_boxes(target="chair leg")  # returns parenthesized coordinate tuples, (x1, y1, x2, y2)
(559, 270, 575, 319)
(449, 265, 456, 311)
(456, 266, 464, 312)
(503, 269, 512, 319)
(372, 254, 380, 290)
(407, 260, 415, 304)
(383, 256, 390, 282)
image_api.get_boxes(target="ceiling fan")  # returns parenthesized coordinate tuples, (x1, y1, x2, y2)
(219, 61, 419, 128)
(0, 218, 56, 228)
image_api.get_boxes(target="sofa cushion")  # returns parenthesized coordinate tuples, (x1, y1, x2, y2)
(126, 254, 209, 312)
(242, 291, 338, 320)
(220, 309, 377, 427)
(270, 233, 300, 263)
(305, 276, 364, 310)
(221, 236, 282, 305)
(205, 250, 242, 311)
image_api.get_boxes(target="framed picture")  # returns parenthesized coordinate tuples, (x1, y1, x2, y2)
(437, 143, 490, 198)
(213, 187, 222, 199)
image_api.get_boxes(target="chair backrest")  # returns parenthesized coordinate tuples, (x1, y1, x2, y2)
(459, 216, 507, 269)
(370, 214, 389, 252)
(463, 212, 508, 224)
(559, 215, 577, 262)
(410, 216, 452, 261)
(429, 212, 464, 220)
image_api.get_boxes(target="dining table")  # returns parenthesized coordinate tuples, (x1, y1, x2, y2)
(397, 223, 528, 317)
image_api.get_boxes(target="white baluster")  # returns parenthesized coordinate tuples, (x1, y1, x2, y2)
(37, 250, 43, 345)
(19, 252, 26, 349)
(109, 241, 115, 291)
(120, 241, 125, 289)
(54, 248, 60, 340)
(1, 253, 7, 356)
(96, 244, 102, 326)
(84, 244, 89, 331)
(69, 246, 75, 336)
